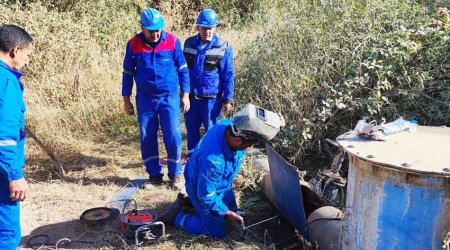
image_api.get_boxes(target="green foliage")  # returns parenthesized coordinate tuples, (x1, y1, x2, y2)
(210, 0, 273, 27)
(235, 1, 449, 165)
(346, 14, 450, 124)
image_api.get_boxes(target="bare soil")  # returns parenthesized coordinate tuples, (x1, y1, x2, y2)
(19, 140, 301, 249)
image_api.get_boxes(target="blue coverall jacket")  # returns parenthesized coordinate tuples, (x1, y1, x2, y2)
(122, 31, 189, 96)
(0, 59, 26, 249)
(177, 119, 245, 238)
(183, 33, 234, 100)
(183, 33, 234, 155)
(121, 31, 190, 178)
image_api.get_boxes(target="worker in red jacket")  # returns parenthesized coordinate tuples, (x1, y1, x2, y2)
(121, 8, 190, 190)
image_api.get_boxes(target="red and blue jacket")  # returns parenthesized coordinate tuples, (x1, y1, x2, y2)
(122, 31, 189, 97)
(183, 33, 234, 101)
(0, 60, 26, 182)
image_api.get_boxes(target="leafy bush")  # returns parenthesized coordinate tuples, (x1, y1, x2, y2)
(235, 1, 449, 165)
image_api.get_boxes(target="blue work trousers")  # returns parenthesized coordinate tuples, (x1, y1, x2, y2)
(184, 98, 222, 156)
(174, 189, 237, 238)
(136, 94, 182, 179)
(0, 176, 21, 250)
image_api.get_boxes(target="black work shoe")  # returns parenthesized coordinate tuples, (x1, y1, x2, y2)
(177, 191, 193, 208)
(158, 202, 181, 225)
(170, 176, 183, 190)
(148, 176, 163, 185)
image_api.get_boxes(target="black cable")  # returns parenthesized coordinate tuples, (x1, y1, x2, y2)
(26, 234, 96, 249)
(26, 234, 49, 249)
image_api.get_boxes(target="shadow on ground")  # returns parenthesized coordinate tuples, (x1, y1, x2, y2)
(25, 152, 145, 183)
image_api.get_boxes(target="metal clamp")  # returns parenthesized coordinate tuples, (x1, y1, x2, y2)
(134, 221, 165, 245)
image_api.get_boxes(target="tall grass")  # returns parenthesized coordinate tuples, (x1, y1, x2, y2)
(0, 1, 143, 159)
(0, 0, 262, 163)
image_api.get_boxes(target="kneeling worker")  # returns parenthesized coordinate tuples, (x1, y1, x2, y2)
(159, 103, 282, 238)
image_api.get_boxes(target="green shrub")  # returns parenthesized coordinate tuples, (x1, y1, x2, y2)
(235, 1, 449, 165)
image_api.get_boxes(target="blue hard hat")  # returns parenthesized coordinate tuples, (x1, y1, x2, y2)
(140, 8, 164, 30)
(196, 9, 219, 28)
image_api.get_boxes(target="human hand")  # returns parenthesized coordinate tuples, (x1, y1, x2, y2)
(9, 178, 28, 202)
(225, 210, 244, 229)
(222, 102, 233, 115)
(123, 100, 135, 115)
(181, 93, 190, 113)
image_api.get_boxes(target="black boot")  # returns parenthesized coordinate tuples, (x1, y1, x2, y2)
(158, 202, 181, 225)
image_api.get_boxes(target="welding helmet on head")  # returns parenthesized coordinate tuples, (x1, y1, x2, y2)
(196, 9, 219, 28)
(231, 104, 281, 142)
(140, 8, 164, 30)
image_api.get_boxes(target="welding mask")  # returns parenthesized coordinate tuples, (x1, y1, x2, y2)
(231, 104, 281, 142)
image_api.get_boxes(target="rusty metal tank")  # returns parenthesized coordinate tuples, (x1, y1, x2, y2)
(337, 126, 450, 250)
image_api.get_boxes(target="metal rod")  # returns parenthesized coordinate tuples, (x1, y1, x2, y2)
(326, 138, 339, 147)
(244, 215, 278, 230)
(25, 125, 65, 175)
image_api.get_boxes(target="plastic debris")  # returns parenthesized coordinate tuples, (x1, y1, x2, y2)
(354, 117, 418, 141)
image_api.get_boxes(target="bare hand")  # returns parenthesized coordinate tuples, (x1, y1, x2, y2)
(180, 93, 190, 113)
(9, 178, 28, 202)
(222, 102, 233, 115)
(123, 101, 135, 115)
(225, 210, 244, 229)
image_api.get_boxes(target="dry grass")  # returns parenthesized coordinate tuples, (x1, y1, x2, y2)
(1, 1, 301, 248)
(20, 139, 300, 249)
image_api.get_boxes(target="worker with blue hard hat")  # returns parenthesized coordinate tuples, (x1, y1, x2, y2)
(196, 8, 219, 27)
(122, 7, 190, 190)
(183, 8, 235, 158)
(158, 104, 283, 238)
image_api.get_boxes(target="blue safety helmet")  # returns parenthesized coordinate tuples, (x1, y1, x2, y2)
(196, 9, 219, 28)
(140, 8, 164, 30)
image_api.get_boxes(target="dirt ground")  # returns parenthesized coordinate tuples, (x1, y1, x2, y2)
(18, 139, 303, 249)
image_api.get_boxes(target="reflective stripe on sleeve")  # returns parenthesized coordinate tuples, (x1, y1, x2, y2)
(0, 140, 17, 146)
(183, 48, 197, 55)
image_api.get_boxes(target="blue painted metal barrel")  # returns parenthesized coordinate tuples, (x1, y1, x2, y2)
(337, 126, 450, 250)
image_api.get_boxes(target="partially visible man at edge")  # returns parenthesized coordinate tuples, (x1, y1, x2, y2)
(122, 8, 190, 190)
(183, 9, 234, 157)
(0, 24, 33, 249)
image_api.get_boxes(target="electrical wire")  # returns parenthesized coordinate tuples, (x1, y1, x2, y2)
(26, 234, 96, 250)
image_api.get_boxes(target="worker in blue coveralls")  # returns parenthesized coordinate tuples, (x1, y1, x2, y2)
(0, 24, 34, 249)
(183, 9, 234, 157)
(158, 104, 283, 238)
(122, 8, 190, 190)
